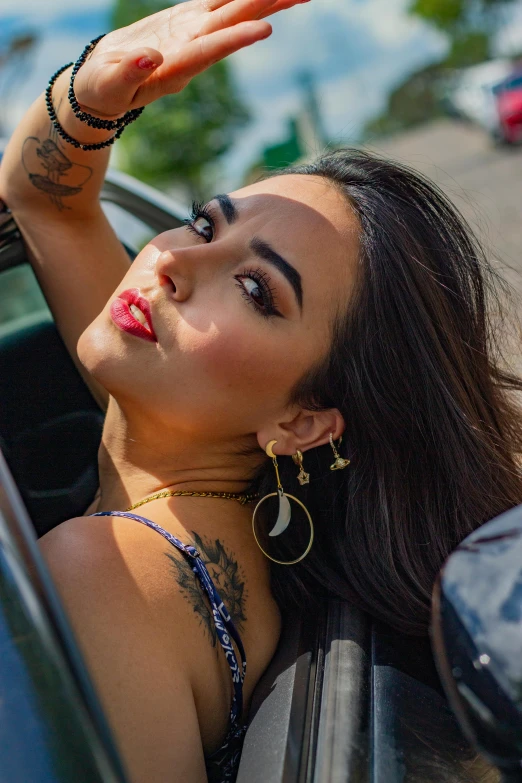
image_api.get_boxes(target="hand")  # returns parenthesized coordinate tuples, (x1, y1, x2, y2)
(73, 0, 309, 119)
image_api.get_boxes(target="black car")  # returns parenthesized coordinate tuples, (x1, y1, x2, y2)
(0, 157, 519, 783)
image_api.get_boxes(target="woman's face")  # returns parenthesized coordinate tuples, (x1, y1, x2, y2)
(78, 174, 360, 446)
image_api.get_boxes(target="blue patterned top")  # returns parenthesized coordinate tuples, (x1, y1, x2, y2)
(90, 510, 248, 782)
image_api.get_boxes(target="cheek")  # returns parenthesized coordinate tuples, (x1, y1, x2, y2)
(174, 310, 306, 403)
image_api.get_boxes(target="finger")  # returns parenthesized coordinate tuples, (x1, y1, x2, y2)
(204, 0, 308, 15)
(81, 46, 164, 114)
(258, 0, 310, 18)
(202, 0, 250, 10)
(169, 20, 272, 79)
(201, 0, 277, 32)
(116, 47, 164, 87)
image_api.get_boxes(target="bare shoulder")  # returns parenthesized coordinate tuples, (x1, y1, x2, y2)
(38, 513, 282, 764)
(38, 516, 208, 783)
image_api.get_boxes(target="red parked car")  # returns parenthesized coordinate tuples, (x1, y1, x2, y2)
(494, 70, 522, 143)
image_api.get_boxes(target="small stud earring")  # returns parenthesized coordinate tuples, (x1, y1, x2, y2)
(329, 433, 350, 471)
(292, 449, 310, 485)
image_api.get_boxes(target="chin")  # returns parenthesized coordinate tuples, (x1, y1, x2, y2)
(77, 316, 168, 412)
(77, 317, 128, 393)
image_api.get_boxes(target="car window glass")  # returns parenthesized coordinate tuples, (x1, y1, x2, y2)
(101, 201, 157, 255)
(0, 199, 164, 336)
(0, 265, 50, 337)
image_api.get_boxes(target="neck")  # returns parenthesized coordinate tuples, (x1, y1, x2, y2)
(94, 398, 263, 514)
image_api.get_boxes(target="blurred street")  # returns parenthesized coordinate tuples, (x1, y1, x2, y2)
(370, 119, 522, 302)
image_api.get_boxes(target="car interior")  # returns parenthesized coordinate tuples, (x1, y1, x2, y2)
(0, 163, 502, 783)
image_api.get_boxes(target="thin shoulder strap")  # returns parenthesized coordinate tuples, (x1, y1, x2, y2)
(90, 510, 247, 726)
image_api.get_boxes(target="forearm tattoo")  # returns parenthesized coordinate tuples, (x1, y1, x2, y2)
(21, 98, 93, 211)
(164, 532, 247, 648)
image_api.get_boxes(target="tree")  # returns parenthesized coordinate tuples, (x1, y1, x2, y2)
(111, 0, 250, 199)
(363, 62, 446, 140)
(409, 0, 516, 62)
(409, 0, 513, 36)
(363, 0, 516, 141)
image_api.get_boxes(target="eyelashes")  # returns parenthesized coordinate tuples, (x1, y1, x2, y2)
(184, 202, 282, 318)
(183, 201, 216, 242)
(234, 268, 280, 318)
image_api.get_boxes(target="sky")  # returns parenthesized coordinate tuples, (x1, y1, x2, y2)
(2, 0, 522, 189)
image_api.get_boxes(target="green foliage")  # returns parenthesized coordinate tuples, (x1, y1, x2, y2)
(363, 62, 445, 140)
(409, 0, 514, 34)
(364, 0, 515, 141)
(446, 30, 490, 67)
(262, 119, 302, 170)
(409, 0, 465, 33)
(111, 0, 250, 198)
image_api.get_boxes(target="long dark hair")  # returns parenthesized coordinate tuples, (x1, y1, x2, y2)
(256, 148, 522, 636)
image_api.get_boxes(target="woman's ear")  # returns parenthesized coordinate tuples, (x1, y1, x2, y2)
(257, 408, 345, 456)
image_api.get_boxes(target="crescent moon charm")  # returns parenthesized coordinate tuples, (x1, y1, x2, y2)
(265, 440, 278, 459)
(268, 488, 292, 537)
(252, 491, 314, 565)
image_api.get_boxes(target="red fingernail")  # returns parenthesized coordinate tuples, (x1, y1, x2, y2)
(137, 57, 156, 70)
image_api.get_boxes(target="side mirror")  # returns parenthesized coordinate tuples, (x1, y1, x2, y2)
(431, 504, 522, 782)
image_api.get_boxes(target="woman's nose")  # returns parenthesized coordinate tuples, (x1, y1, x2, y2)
(155, 248, 193, 302)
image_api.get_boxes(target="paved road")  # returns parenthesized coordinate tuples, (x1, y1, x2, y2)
(368, 119, 522, 301)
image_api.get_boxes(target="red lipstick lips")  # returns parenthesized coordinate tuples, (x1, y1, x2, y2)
(110, 288, 157, 342)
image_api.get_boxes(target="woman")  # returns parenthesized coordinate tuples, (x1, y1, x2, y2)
(0, 1, 521, 781)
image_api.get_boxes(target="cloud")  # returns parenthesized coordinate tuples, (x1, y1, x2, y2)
(322, 0, 430, 46)
(494, 2, 522, 56)
(1, 0, 109, 19)
(229, 0, 445, 104)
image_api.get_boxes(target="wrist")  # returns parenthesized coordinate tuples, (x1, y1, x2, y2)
(74, 100, 126, 122)
(47, 51, 145, 152)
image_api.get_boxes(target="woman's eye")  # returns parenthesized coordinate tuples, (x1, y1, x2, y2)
(235, 270, 281, 318)
(192, 215, 213, 242)
(184, 203, 215, 243)
(238, 276, 265, 309)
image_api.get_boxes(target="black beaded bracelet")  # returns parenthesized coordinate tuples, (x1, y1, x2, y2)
(45, 63, 122, 151)
(68, 34, 144, 131)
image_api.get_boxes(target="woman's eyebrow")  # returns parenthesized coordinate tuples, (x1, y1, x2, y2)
(214, 193, 238, 224)
(250, 237, 303, 311)
(213, 193, 303, 310)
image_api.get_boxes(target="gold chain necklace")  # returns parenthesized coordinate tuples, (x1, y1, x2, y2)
(126, 489, 259, 511)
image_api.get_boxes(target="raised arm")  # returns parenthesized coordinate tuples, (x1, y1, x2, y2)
(0, 67, 130, 408)
(0, 0, 305, 409)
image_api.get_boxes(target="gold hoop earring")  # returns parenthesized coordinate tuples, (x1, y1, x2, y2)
(292, 449, 310, 485)
(252, 440, 314, 565)
(329, 433, 350, 471)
